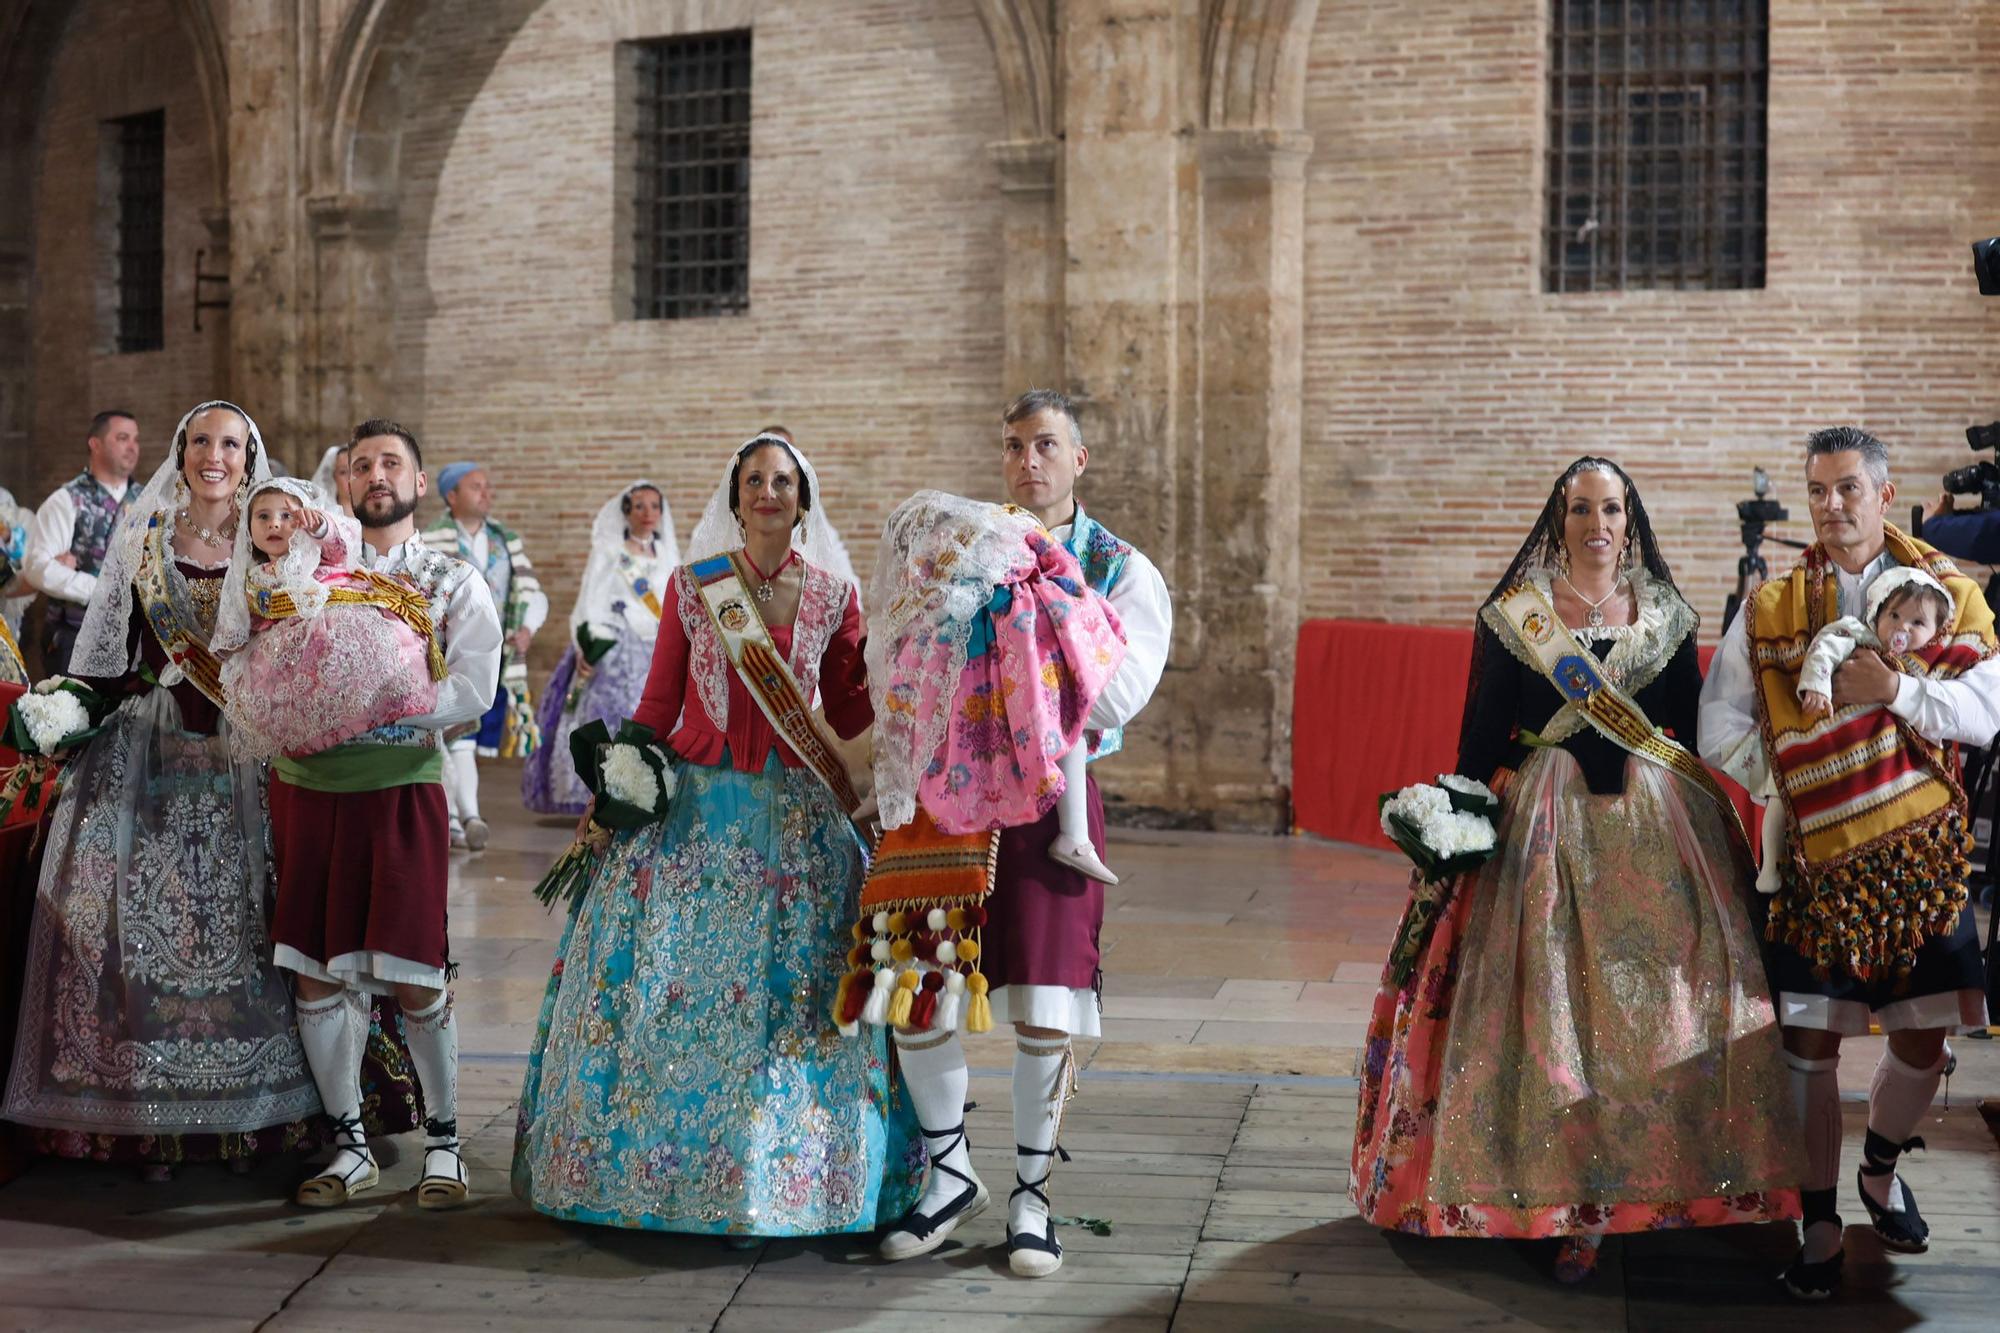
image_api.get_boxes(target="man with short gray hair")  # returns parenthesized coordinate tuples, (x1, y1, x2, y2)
(1699, 425, 1996, 1299)
(880, 389, 1173, 1279)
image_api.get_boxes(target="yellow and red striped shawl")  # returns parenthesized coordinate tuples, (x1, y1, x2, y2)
(1751, 524, 1995, 981)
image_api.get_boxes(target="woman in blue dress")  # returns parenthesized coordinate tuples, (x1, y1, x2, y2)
(511, 434, 921, 1240)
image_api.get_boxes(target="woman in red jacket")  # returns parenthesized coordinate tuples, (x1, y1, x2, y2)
(511, 434, 921, 1242)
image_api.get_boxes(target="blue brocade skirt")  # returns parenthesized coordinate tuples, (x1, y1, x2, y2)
(510, 751, 924, 1235)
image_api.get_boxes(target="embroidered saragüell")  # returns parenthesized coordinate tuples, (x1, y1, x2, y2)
(833, 807, 999, 1037)
(247, 569, 450, 683)
(1750, 525, 1996, 981)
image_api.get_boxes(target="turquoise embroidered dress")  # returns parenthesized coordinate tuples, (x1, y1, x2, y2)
(512, 560, 923, 1235)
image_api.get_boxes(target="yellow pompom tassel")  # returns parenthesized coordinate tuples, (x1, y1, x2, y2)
(956, 938, 980, 964)
(890, 938, 915, 963)
(887, 911, 910, 934)
(887, 969, 920, 1027)
(965, 971, 992, 1034)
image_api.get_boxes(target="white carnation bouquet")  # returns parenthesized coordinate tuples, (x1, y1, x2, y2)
(1378, 774, 1501, 883)
(531, 718, 677, 909)
(1, 676, 115, 823)
(1378, 774, 1502, 986)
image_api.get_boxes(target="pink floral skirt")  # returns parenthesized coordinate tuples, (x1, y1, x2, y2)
(1350, 748, 1804, 1238)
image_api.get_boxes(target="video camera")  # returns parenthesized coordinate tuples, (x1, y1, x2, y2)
(1942, 420, 2000, 511)
(1722, 467, 1808, 631)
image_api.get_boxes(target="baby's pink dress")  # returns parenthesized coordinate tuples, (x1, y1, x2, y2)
(898, 529, 1126, 834)
(221, 526, 437, 759)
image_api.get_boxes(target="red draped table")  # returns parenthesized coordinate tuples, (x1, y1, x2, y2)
(1290, 619, 1755, 849)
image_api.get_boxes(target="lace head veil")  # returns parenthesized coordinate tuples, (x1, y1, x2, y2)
(590, 479, 682, 567)
(863, 490, 1041, 830)
(1460, 456, 1683, 747)
(212, 475, 353, 654)
(70, 399, 270, 679)
(309, 444, 351, 514)
(683, 433, 855, 581)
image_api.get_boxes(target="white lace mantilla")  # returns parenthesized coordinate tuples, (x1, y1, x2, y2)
(1480, 569, 1697, 744)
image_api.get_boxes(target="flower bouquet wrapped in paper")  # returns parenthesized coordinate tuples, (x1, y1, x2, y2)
(1379, 775, 1501, 985)
(530, 717, 677, 910)
(0, 677, 117, 822)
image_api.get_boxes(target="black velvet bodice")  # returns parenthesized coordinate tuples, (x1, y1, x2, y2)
(1456, 618, 1703, 796)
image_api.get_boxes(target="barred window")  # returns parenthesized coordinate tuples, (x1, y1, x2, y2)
(111, 109, 166, 351)
(1545, 2, 1768, 292)
(630, 30, 751, 320)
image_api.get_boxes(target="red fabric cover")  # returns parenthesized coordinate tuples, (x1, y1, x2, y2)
(270, 776, 450, 973)
(629, 579, 873, 771)
(1291, 621, 1757, 851)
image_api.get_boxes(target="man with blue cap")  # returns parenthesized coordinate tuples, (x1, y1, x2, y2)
(421, 461, 546, 849)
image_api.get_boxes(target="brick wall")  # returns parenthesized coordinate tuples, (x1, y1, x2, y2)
(21, 0, 225, 503)
(1301, 1, 2000, 640)
(386, 0, 1008, 671)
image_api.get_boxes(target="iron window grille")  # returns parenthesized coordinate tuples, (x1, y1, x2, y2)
(112, 109, 166, 351)
(632, 30, 751, 320)
(1545, 1, 1767, 292)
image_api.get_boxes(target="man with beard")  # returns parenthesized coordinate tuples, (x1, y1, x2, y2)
(270, 419, 501, 1209)
(25, 409, 141, 673)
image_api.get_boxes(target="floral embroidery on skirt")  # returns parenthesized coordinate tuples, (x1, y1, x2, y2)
(1351, 748, 1804, 1238)
(512, 753, 924, 1235)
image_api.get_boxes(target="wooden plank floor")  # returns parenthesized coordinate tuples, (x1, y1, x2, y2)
(0, 1070, 1995, 1330)
(3, 785, 1997, 1328)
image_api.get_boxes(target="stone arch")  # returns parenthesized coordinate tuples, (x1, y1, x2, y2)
(968, 0, 1056, 143)
(163, 0, 231, 209)
(1201, 0, 1320, 132)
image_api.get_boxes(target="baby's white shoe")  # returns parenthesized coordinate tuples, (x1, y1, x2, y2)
(1049, 834, 1118, 885)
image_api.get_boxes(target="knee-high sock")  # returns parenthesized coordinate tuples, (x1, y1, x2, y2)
(1010, 1032, 1073, 1239)
(893, 1029, 975, 1215)
(403, 992, 460, 1144)
(1786, 1049, 1843, 1262)
(1757, 800, 1787, 893)
(296, 990, 364, 1139)
(1862, 1046, 1946, 1211)
(1056, 746, 1090, 851)
(442, 742, 480, 824)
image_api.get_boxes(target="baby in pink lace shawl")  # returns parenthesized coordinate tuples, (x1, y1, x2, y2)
(217, 478, 438, 760)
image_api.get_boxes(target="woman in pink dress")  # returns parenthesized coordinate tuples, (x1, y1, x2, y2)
(214, 476, 439, 760)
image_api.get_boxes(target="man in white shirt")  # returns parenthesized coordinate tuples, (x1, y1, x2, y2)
(881, 389, 1173, 1280)
(25, 409, 141, 674)
(420, 462, 547, 850)
(270, 418, 501, 1212)
(1698, 426, 1995, 1299)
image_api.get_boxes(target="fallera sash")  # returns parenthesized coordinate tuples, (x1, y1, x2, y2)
(135, 513, 227, 707)
(249, 571, 449, 682)
(690, 553, 861, 815)
(1492, 582, 1745, 841)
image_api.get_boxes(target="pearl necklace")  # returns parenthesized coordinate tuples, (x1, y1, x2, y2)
(177, 505, 237, 548)
(1561, 573, 1625, 628)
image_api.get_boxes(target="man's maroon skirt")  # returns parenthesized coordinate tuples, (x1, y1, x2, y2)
(270, 778, 450, 992)
(982, 774, 1105, 990)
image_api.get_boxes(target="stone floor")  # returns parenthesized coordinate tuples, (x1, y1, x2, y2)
(1, 761, 1996, 1330)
